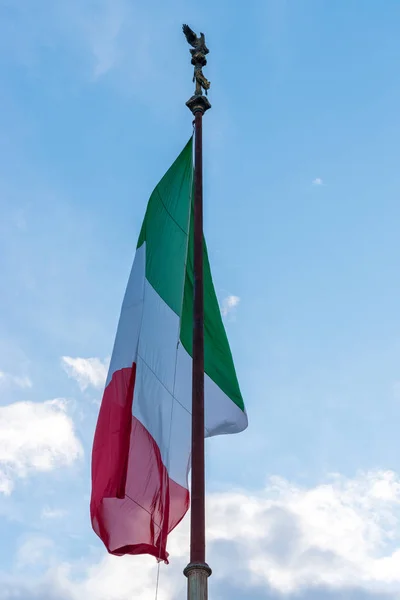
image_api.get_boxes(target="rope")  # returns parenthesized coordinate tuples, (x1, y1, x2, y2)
(154, 561, 161, 600)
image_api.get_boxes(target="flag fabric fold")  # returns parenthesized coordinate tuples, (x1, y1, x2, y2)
(90, 138, 247, 562)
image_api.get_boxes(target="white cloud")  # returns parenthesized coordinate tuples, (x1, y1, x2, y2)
(41, 506, 68, 520)
(82, 0, 130, 80)
(204, 470, 400, 595)
(6, 470, 400, 599)
(0, 0, 126, 78)
(0, 0, 198, 124)
(0, 0, 186, 102)
(0, 371, 32, 389)
(221, 295, 240, 318)
(312, 177, 323, 185)
(0, 399, 83, 495)
(16, 535, 55, 568)
(61, 357, 108, 391)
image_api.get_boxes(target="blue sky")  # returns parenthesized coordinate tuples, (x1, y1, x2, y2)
(2, 0, 400, 598)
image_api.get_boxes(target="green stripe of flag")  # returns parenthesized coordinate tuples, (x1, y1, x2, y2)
(179, 209, 244, 411)
(137, 138, 193, 315)
(136, 138, 244, 412)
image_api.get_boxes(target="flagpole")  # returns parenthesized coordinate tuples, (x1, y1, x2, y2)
(183, 25, 212, 600)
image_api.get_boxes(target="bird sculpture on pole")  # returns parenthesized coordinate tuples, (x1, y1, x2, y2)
(183, 24, 211, 96)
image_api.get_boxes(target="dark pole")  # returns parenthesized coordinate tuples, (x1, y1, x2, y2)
(183, 24, 212, 600)
(191, 107, 205, 564)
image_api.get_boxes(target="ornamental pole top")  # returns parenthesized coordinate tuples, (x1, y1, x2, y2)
(183, 24, 211, 114)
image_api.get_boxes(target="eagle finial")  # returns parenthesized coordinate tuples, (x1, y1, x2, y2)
(182, 24, 209, 56)
(182, 24, 210, 99)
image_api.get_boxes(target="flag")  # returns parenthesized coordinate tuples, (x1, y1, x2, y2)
(90, 138, 247, 562)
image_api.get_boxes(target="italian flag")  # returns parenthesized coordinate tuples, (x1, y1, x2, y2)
(90, 138, 247, 562)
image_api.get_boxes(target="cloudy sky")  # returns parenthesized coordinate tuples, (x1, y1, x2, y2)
(1, 0, 400, 598)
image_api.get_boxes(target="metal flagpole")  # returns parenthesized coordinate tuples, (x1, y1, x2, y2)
(182, 24, 212, 600)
